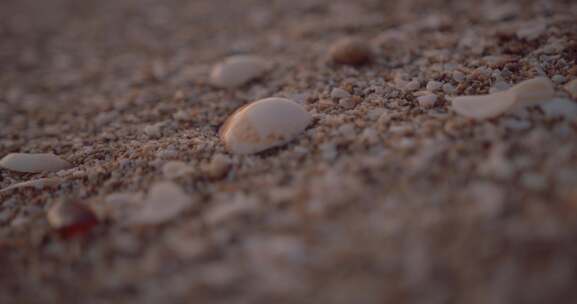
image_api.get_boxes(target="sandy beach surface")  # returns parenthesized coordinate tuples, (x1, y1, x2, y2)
(1, 0, 577, 303)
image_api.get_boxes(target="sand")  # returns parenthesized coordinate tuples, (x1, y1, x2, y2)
(1, 0, 577, 303)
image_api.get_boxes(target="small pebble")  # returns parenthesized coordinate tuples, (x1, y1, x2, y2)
(442, 83, 456, 94)
(552, 74, 566, 84)
(426, 81, 443, 92)
(220, 97, 312, 154)
(162, 161, 193, 179)
(405, 80, 420, 91)
(328, 37, 372, 65)
(202, 154, 231, 179)
(0, 153, 72, 173)
(210, 55, 269, 88)
(143, 123, 163, 138)
(330, 88, 351, 100)
(417, 94, 438, 108)
(47, 201, 99, 238)
(128, 181, 190, 225)
(452, 71, 465, 82)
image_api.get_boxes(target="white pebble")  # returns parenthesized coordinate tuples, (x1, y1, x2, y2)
(452, 71, 465, 82)
(417, 94, 438, 108)
(405, 80, 420, 91)
(442, 83, 456, 94)
(452, 77, 554, 119)
(0, 153, 72, 173)
(426, 80, 443, 92)
(162, 161, 193, 179)
(143, 123, 163, 138)
(330, 88, 351, 100)
(210, 55, 269, 88)
(220, 97, 312, 154)
(128, 181, 190, 225)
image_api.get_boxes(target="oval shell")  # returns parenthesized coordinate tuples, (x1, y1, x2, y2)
(0, 153, 72, 173)
(210, 55, 269, 88)
(220, 97, 312, 154)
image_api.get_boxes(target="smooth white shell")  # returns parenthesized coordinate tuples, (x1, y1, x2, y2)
(210, 55, 269, 88)
(0, 153, 72, 173)
(220, 97, 312, 154)
(452, 77, 555, 119)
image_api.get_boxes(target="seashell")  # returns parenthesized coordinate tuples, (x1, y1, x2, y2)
(452, 77, 555, 119)
(220, 97, 312, 154)
(510, 77, 555, 108)
(0, 153, 72, 173)
(210, 55, 269, 88)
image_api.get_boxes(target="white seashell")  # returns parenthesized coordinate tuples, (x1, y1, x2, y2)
(210, 55, 269, 88)
(0, 153, 72, 173)
(452, 77, 555, 119)
(220, 97, 312, 154)
(0, 177, 62, 193)
(452, 91, 516, 119)
(128, 181, 190, 225)
(509, 77, 555, 108)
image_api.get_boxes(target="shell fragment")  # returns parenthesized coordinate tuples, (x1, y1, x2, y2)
(452, 77, 555, 119)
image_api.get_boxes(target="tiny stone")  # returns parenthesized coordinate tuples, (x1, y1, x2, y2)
(330, 88, 351, 100)
(162, 161, 193, 179)
(328, 37, 372, 65)
(128, 181, 190, 225)
(452, 71, 465, 82)
(417, 94, 438, 108)
(202, 154, 231, 179)
(405, 80, 420, 91)
(143, 123, 163, 138)
(552, 74, 566, 84)
(442, 83, 456, 94)
(426, 80, 443, 92)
